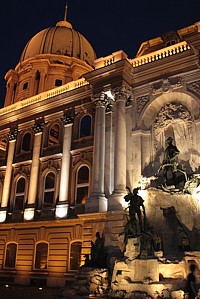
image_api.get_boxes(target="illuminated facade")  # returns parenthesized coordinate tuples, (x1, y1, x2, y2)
(0, 14, 200, 287)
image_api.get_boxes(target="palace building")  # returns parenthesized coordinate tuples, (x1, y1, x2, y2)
(0, 5, 200, 288)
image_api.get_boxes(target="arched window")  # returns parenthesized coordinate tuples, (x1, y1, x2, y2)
(22, 132, 31, 151)
(0, 139, 7, 151)
(79, 115, 92, 138)
(48, 124, 60, 146)
(70, 241, 82, 270)
(43, 172, 55, 208)
(76, 166, 89, 204)
(5, 243, 17, 268)
(34, 242, 48, 270)
(0, 139, 7, 159)
(14, 177, 26, 211)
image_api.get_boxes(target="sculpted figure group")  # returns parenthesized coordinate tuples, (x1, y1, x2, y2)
(156, 137, 187, 190)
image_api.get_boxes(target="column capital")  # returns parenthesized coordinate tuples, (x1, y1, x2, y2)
(8, 127, 18, 141)
(61, 111, 75, 125)
(112, 85, 132, 102)
(92, 92, 107, 108)
(92, 92, 114, 110)
(32, 120, 45, 134)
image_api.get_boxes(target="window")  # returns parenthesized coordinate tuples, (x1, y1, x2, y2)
(55, 79, 62, 87)
(14, 177, 26, 211)
(23, 82, 28, 90)
(35, 242, 48, 270)
(43, 172, 55, 208)
(79, 115, 92, 138)
(0, 139, 7, 159)
(22, 132, 31, 151)
(5, 243, 17, 268)
(70, 242, 82, 270)
(76, 166, 89, 204)
(0, 139, 7, 151)
(48, 124, 60, 146)
(166, 40, 176, 47)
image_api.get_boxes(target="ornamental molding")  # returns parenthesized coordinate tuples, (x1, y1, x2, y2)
(92, 92, 114, 110)
(32, 120, 45, 134)
(136, 95, 149, 114)
(61, 110, 75, 125)
(187, 80, 200, 96)
(151, 76, 183, 95)
(153, 102, 194, 151)
(154, 102, 193, 130)
(92, 86, 133, 110)
(8, 127, 18, 141)
(112, 85, 132, 101)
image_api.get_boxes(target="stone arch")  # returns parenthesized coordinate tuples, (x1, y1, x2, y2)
(138, 91, 200, 130)
(138, 92, 200, 174)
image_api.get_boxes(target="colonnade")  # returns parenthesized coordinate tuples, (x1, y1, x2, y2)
(87, 85, 131, 212)
(0, 113, 73, 222)
(0, 84, 131, 222)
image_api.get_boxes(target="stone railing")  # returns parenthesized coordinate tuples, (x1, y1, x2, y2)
(94, 50, 128, 69)
(0, 78, 89, 116)
(94, 42, 191, 70)
(129, 41, 191, 67)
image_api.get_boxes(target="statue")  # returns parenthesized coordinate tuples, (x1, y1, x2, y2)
(124, 187, 146, 233)
(140, 233, 153, 259)
(156, 137, 187, 190)
(124, 217, 137, 238)
(91, 232, 106, 268)
(150, 227, 162, 252)
(81, 254, 92, 268)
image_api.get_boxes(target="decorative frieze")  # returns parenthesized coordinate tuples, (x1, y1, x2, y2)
(151, 77, 182, 95)
(187, 80, 200, 96)
(153, 102, 194, 152)
(154, 102, 193, 130)
(136, 95, 149, 114)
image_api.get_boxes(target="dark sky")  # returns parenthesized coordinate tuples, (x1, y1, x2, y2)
(0, 0, 199, 108)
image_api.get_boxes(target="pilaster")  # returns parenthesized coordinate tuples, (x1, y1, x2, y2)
(55, 112, 74, 219)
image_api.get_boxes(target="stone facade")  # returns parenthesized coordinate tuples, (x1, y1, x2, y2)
(0, 12, 200, 292)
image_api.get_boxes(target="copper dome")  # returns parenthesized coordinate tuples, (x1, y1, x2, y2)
(20, 20, 96, 67)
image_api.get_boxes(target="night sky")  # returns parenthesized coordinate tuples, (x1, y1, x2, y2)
(0, 0, 199, 108)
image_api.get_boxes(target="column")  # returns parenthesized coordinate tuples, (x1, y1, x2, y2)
(38, 73, 46, 94)
(0, 128, 18, 223)
(104, 103, 114, 195)
(55, 113, 74, 219)
(4, 74, 17, 107)
(109, 86, 127, 210)
(86, 92, 108, 213)
(24, 121, 44, 221)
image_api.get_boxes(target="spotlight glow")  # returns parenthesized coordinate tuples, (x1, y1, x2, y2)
(55, 204, 68, 219)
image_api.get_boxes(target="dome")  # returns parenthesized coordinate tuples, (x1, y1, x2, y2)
(20, 20, 96, 66)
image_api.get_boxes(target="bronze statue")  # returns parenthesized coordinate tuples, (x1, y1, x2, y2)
(163, 136, 180, 165)
(160, 137, 180, 184)
(91, 232, 106, 268)
(156, 137, 187, 189)
(124, 187, 146, 233)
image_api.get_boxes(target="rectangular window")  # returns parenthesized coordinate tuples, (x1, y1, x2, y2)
(55, 79, 62, 87)
(23, 82, 28, 90)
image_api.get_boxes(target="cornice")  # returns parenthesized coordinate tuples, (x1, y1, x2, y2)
(0, 80, 92, 128)
(84, 58, 134, 89)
